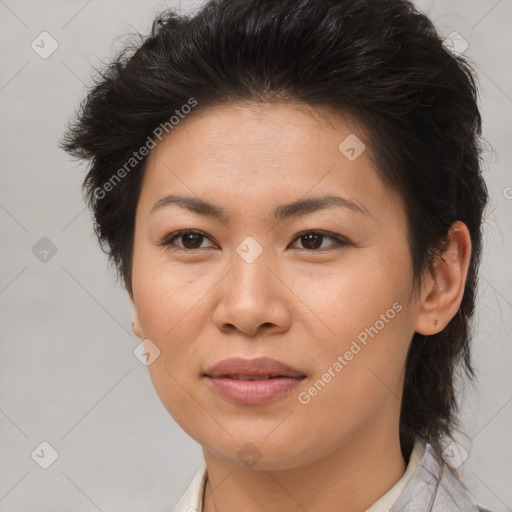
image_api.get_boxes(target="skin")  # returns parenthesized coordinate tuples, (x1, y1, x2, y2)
(130, 101, 471, 512)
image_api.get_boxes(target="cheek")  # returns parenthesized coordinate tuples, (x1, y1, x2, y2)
(132, 243, 209, 340)
(291, 253, 412, 407)
(131, 252, 206, 400)
(289, 250, 411, 343)
(134, 278, 208, 430)
(295, 307, 411, 451)
(135, 279, 206, 367)
(130, 249, 241, 423)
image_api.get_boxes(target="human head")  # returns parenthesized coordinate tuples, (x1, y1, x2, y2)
(61, 0, 488, 457)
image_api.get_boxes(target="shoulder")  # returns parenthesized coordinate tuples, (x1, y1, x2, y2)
(390, 437, 491, 512)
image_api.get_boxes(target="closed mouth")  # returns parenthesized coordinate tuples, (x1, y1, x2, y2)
(203, 356, 306, 381)
(213, 374, 305, 380)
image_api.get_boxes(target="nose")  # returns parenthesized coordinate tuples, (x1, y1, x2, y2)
(212, 249, 292, 337)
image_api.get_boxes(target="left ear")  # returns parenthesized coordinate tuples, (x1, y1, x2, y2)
(414, 221, 472, 335)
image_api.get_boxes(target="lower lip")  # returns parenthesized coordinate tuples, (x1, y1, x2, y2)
(205, 376, 305, 405)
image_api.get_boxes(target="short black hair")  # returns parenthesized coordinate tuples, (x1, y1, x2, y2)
(61, 0, 489, 457)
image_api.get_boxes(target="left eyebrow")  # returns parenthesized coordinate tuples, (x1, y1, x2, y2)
(149, 194, 371, 221)
(273, 195, 371, 220)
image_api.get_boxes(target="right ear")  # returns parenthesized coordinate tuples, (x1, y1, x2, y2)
(130, 297, 143, 339)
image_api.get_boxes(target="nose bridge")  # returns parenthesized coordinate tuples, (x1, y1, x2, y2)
(212, 235, 290, 335)
(230, 236, 275, 302)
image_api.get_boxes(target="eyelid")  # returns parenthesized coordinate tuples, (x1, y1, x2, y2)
(158, 229, 218, 250)
(289, 230, 350, 251)
(158, 229, 350, 251)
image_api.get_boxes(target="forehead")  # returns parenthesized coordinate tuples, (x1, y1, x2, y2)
(138, 101, 403, 224)
(148, 101, 364, 161)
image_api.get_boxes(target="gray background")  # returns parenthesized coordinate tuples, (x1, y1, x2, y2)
(0, 0, 510, 510)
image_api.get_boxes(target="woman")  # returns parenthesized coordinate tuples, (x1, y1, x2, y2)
(61, 0, 491, 510)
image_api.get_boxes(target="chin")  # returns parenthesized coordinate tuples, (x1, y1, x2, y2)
(199, 429, 322, 471)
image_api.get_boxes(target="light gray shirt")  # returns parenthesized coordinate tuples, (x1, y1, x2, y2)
(173, 436, 491, 512)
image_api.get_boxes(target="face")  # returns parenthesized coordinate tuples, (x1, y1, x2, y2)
(131, 102, 421, 470)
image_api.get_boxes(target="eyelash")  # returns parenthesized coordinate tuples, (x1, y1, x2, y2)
(158, 229, 350, 252)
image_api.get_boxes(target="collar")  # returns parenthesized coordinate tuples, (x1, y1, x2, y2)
(366, 437, 424, 512)
(173, 437, 482, 512)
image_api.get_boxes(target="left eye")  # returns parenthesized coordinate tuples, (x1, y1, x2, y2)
(289, 231, 348, 251)
(159, 230, 348, 251)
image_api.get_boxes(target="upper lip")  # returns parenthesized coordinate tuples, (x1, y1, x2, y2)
(204, 357, 306, 378)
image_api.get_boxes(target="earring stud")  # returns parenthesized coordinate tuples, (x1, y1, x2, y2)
(434, 319, 439, 329)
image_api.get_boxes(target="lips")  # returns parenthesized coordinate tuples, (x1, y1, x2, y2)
(203, 357, 306, 379)
(222, 375, 285, 380)
(203, 357, 306, 405)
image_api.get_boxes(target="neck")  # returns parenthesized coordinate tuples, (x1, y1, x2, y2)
(202, 423, 407, 512)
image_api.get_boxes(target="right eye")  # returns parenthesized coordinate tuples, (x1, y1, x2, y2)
(158, 230, 219, 251)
